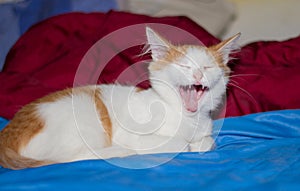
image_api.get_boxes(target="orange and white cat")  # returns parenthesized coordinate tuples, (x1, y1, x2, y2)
(0, 27, 240, 169)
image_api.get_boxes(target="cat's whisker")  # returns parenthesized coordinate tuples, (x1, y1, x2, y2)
(228, 79, 239, 86)
(228, 73, 260, 82)
(228, 82, 259, 106)
(229, 73, 259, 78)
(229, 73, 260, 80)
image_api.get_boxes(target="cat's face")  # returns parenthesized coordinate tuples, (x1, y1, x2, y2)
(146, 27, 240, 113)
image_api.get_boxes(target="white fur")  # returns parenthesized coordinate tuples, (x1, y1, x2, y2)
(21, 89, 108, 161)
(20, 28, 239, 163)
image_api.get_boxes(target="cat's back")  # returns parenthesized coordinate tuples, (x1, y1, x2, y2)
(99, 84, 168, 126)
(0, 85, 112, 162)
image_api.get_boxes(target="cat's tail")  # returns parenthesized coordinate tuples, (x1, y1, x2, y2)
(0, 144, 51, 170)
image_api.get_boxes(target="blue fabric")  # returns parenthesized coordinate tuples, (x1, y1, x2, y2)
(0, 109, 299, 190)
(0, 3, 20, 71)
(0, 0, 117, 70)
(0, 117, 8, 130)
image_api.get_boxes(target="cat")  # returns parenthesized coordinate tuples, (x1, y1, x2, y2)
(0, 27, 240, 169)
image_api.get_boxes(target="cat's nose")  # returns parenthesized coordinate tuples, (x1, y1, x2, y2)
(193, 70, 203, 83)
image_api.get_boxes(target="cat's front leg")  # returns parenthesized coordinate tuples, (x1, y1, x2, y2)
(96, 146, 137, 159)
(189, 136, 215, 152)
(136, 134, 190, 155)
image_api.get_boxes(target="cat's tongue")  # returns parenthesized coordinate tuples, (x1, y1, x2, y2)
(179, 85, 203, 112)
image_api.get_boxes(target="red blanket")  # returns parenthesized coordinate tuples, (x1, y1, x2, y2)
(1, 11, 300, 119)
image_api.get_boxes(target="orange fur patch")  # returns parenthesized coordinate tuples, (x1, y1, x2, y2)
(0, 102, 45, 152)
(24, 86, 113, 146)
(0, 86, 113, 169)
(2, 87, 76, 152)
(50, 86, 113, 146)
(149, 45, 190, 71)
(206, 47, 231, 76)
(0, 97, 47, 169)
(93, 89, 112, 146)
(207, 33, 240, 76)
(47, 86, 113, 146)
(135, 87, 146, 93)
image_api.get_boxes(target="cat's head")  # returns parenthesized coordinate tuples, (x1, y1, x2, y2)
(145, 27, 240, 113)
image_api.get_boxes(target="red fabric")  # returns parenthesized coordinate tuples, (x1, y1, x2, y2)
(1, 11, 300, 120)
(0, 11, 218, 119)
(225, 36, 300, 117)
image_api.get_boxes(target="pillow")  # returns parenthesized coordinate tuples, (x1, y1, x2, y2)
(119, 0, 236, 37)
(225, 36, 300, 117)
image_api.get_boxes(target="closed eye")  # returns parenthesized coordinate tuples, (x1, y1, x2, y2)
(203, 66, 214, 70)
(177, 63, 191, 69)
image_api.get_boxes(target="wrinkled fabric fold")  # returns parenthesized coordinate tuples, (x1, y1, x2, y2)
(0, 11, 218, 119)
(1, 11, 300, 119)
(1, 109, 300, 190)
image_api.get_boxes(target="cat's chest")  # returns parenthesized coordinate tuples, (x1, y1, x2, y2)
(100, 85, 210, 140)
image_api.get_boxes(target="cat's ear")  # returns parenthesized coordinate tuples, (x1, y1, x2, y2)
(146, 27, 171, 61)
(210, 33, 241, 64)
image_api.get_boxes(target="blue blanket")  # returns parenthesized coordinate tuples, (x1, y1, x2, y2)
(0, 109, 300, 190)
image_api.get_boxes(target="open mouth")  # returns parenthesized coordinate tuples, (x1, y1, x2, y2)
(179, 84, 208, 112)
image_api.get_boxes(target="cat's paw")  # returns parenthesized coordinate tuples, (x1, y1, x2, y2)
(189, 136, 214, 152)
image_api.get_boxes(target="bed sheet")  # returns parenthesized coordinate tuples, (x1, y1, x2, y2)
(0, 109, 299, 191)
